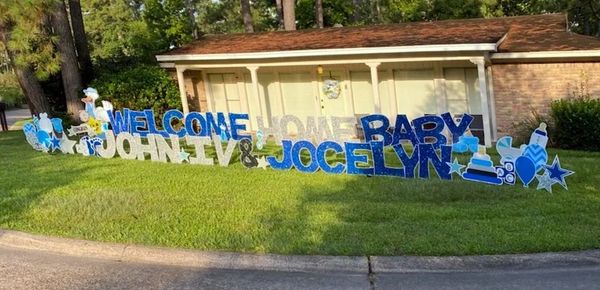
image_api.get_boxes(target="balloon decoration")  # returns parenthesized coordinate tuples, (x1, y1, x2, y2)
(515, 156, 536, 187)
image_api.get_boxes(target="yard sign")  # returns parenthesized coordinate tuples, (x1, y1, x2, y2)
(22, 88, 574, 193)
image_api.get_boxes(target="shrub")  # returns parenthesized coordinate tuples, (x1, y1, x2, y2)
(551, 97, 600, 151)
(0, 72, 25, 107)
(512, 109, 555, 147)
(90, 64, 181, 118)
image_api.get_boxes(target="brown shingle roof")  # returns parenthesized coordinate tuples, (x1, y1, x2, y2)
(162, 14, 600, 56)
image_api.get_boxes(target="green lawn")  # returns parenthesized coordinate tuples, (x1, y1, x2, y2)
(1, 130, 600, 256)
(11, 118, 32, 127)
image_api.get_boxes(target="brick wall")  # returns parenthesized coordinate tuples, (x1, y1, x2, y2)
(492, 62, 600, 136)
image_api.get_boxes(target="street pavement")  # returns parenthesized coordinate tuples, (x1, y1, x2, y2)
(0, 245, 369, 290)
(375, 266, 600, 290)
(3, 107, 31, 130)
(2, 245, 600, 290)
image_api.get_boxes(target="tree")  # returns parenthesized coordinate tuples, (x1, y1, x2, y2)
(241, 0, 255, 32)
(429, 0, 482, 20)
(0, 0, 51, 114)
(315, 0, 324, 28)
(283, 0, 296, 30)
(493, 0, 599, 36)
(185, 0, 200, 39)
(353, 0, 362, 23)
(276, 0, 284, 29)
(50, 0, 83, 119)
(371, 0, 382, 22)
(297, 0, 354, 29)
(68, 0, 93, 85)
(196, 0, 245, 33)
(0, 31, 50, 115)
(82, 0, 162, 62)
(143, 0, 194, 47)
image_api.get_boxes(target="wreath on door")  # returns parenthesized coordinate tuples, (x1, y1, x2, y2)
(323, 78, 341, 99)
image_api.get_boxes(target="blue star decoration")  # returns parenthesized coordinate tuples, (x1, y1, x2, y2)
(49, 135, 62, 152)
(179, 148, 190, 163)
(446, 158, 465, 175)
(536, 171, 555, 193)
(544, 155, 574, 190)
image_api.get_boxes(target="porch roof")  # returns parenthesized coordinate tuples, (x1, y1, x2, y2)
(157, 14, 600, 61)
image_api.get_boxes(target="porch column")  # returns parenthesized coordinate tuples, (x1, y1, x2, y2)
(366, 62, 381, 113)
(471, 58, 492, 147)
(176, 67, 190, 114)
(246, 66, 262, 131)
(486, 66, 498, 141)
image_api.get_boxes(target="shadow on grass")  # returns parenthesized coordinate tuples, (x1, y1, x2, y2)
(252, 147, 600, 256)
(0, 132, 119, 229)
(252, 168, 531, 256)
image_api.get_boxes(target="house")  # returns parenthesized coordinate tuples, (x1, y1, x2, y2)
(155, 13, 600, 147)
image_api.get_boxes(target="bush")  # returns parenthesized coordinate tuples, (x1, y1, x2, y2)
(512, 109, 555, 147)
(0, 73, 25, 107)
(551, 97, 600, 151)
(90, 64, 181, 118)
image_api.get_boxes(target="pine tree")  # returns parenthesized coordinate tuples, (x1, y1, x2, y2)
(0, 0, 52, 115)
(283, 0, 296, 30)
(241, 0, 254, 32)
(50, 0, 84, 120)
(68, 0, 94, 85)
(315, 0, 324, 28)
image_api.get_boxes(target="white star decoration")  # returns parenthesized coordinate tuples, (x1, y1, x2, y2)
(256, 157, 269, 169)
(536, 171, 555, 193)
(75, 141, 89, 156)
(60, 136, 76, 154)
(179, 149, 190, 163)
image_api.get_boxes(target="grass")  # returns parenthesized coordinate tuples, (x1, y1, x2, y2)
(1, 130, 600, 256)
(9, 118, 31, 128)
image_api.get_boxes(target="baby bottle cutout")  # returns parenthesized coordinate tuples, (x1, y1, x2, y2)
(529, 122, 548, 148)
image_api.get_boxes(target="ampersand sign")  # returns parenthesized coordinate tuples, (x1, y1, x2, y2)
(239, 138, 258, 168)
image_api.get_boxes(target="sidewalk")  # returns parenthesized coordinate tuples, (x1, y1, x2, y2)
(4, 107, 31, 130)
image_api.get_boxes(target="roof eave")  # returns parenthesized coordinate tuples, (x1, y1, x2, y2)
(156, 43, 498, 62)
(491, 50, 600, 61)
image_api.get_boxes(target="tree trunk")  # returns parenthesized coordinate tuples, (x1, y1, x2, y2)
(185, 0, 200, 39)
(315, 0, 324, 28)
(51, 0, 83, 120)
(241, 0, 254, 33)
(68, 0, 93, 86)
(353, 0, 362, 23)
(282, 0, 296, 31)
(275, 0, 284, 30)
(0, 27, 50, 115)
(373, 0, 381, 23)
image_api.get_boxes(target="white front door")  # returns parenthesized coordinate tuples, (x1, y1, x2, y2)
(394, 69, 436, 119)
(208, 73, 243, 113)
(319, 70, 349, 117)
(278, 72, 319, 119)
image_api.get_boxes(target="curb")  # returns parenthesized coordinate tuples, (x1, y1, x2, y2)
(0, 229, 367, 273)
(370, 250, 600, 273)
(2, 229, 600, 274)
